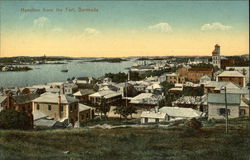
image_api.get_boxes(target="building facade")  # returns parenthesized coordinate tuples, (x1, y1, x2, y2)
(212, 44, 221, 69)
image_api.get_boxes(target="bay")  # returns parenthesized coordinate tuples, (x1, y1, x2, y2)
(0, 60, 135, 88)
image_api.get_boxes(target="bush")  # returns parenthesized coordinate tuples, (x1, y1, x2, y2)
(185, 118, 202, 130)
(0, 110, 32, 130)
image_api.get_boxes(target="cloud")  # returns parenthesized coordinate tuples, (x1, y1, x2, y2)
(148, 22, 173, 33)
(83, 28, 100, 36)
(201, 22, 232, 31)
(51, 27, 64, 33)
(33, 16, 49, 28)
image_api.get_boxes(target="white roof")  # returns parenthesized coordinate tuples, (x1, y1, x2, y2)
(141, 111, 166, 119)
(167, 73, 178, 76)
(33, 110, 48, 120)
(217, 71, 244, 77)
(130, 93, 164, 105)
(146, 83, 162, 90)
(34, 118, 57, 127)
(0, 96, 7, 104)
(205, 81, 239, 90)
(79, 103, 92, 112)
(33, 93, 78, 104)
(89, 90, 121, 99)
(240, 100, 249, 107)
(159, 106, 203, 118)
(169, 87, 183, 91)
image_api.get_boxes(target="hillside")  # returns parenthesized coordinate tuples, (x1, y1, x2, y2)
(0, 117, 249, 160)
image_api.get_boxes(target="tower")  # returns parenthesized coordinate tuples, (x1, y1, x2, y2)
(212, 44, 221, 69)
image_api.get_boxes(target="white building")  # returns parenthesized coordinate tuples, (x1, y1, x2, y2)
(208, 93, 241, 119)
(159, 106, 204, 121)
(140, 111, 167, 124)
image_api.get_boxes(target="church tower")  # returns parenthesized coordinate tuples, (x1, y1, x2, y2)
(212, 44, 221, 69)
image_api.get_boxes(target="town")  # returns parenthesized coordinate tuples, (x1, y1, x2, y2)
(0, 44, 249, 130)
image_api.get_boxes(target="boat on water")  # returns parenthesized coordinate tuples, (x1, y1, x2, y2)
(61, 69, 68, 72)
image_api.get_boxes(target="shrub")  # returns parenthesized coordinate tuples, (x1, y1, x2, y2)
(185, 118, 202, 130)
(0, 110, 32, 130)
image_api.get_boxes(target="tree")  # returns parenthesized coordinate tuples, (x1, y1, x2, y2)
(0, 110, 32, 130)
(95, 97, 110, 119)
(114, 105, 137, 120)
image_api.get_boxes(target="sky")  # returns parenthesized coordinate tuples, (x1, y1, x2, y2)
(0, 0, 249, 57)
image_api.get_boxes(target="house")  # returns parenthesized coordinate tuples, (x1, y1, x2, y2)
(145, 76, 159, 82)
(208, 93, 241, 119)
(158, 74, 167, 83)
(239, 99, 249, 117)
(159, 106, 204, 121)
(140, 111, 167, 124)
(129, 93, 164, 108)
(168, 84, 183, 93)
(0, 96, 7, 111)
(204, 81, 240, 94)
(73, 89, 96, 103)
(62, 82, 78, 95)
(216, 71, 245, 87)
(103, 77, 112, 83)
(74, 77, 94, 85)
(199, 75, 211, 84)
(2, 93, 40, 128)
(166, 73, 185, 84)
(32, 93, 79, 125)
(172, 95, 207, 112)
(79, 104, 94, 123)
(89, 90, 122, 105)
(177, 67, 213, 83)
(145, 83, 162, 94)
(33, 110, 66, 129)
(226, 66, 249, 84)
(186, 68, 213, 83)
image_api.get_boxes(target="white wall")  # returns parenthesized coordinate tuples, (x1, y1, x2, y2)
(208, 103, 239, 119)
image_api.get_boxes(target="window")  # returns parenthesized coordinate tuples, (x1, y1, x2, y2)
(240, 109, 246, 115)
(81, 115, 84, 120)
(74, 104, 77, 110)
(218, 108, 230, 115)
(60, 105, 63, 112)
(37, 104, 40, 110)
(155, 118, 159, 123)
(48, 105, 51, 110)
(70, 106, 73, 111)
(145, 118, 148, 123)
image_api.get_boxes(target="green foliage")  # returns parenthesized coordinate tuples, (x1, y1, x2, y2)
(114, 105, 137, 119)
(182, 86, 204, 96)
(0, 117, 249, 160)
(0, 110, 32, 130)
(94, 97, 110, 119)
(104, 72, 127, 83)
(129, 71, 143, 81)
(160, 81, 174, 93)
(165, 92, 182, 106)
(90, 58, 127, 63)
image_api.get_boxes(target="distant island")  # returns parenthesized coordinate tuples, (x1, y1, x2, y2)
(0, 56, 71, 65)
(87, 58, 128, 63)
(0, 65, 32, 72)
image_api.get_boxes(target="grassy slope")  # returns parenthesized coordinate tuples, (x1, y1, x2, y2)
(0, 118, 249, 160)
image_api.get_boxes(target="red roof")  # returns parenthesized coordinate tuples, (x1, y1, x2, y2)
(188, 68, 213, 72)
(212, 50, 219, 55)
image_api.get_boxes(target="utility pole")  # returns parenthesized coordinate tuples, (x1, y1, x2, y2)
(224, 87, 228, 134)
